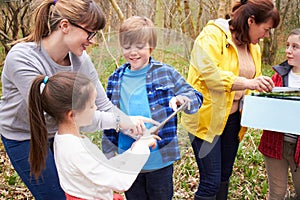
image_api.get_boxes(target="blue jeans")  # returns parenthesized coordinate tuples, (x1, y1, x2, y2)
(1, 135, 65, 200)
(189, 111, 241, 197)
(125, 164, 174, 200)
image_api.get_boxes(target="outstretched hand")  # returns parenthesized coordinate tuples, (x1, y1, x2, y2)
(169, 95, 191, 111)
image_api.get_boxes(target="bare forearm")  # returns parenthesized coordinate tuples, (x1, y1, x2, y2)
(232, 76, 274, 92)
(231, 77, 248, 91)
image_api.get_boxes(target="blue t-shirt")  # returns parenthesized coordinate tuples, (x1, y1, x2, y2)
(119, 64, 173, 170)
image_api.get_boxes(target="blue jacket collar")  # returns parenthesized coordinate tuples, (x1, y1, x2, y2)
(273, 60, 293, 76)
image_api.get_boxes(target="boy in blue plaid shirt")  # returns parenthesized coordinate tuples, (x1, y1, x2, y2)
(102, 16, 203, 200)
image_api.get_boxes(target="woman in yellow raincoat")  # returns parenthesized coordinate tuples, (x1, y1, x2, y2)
(181, 0, 280, 199)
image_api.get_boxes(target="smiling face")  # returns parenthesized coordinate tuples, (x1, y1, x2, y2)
(248, 18, 274, 44)
(286, 34, 300, 69)
(66, 21, 97, 56)
(121, 42, 152, 71)
(119, 16, 157, 70)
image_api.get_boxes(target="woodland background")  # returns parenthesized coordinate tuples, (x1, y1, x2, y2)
(0, 0, 300, 199)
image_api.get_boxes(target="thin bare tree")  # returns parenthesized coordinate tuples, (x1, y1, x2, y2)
(0, 0, 31, 54)
(262, 0, 293, 65)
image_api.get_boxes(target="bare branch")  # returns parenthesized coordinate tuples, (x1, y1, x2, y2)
(108, 0, 124, 22)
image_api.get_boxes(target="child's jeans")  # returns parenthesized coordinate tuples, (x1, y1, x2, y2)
(125, 164, 174, 200)
(264, 141, 300, 200)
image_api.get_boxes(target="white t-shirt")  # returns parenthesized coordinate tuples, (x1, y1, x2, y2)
(288, 70, 300, 88)
(54, 133, 150, 200)
(284, 70, 300, 142)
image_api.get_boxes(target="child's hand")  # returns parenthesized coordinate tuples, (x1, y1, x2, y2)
(144, 125, 159, 136)
(132, 135, 161, 150)
(169, 95, 191, 111)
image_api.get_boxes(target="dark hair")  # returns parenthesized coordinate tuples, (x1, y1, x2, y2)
(18, 0, 105, 43)
(28, 71, 94, 179)
(229, 0, 280, 44)
(119, 16, 157, 50)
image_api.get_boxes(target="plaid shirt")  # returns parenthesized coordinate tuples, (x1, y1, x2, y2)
(102, 57, 203, 163)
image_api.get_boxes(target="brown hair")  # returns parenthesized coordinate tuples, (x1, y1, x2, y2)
(229, 0, 280, 44)
(28, 71, 94, 179)
(18, 0, 105, 44)
(289, 28, 300, 37)
(119, 16, 157, 49)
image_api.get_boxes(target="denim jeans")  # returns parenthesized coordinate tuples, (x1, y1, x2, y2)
(125, 164, 174, 200)
(189, 111, 241, 197)
(1, 135, 65, 200)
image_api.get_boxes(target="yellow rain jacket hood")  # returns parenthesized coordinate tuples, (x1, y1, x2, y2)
(181, 18, 262, 143)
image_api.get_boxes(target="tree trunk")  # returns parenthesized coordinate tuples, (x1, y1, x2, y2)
(183, 0, 195, 39)
(217, 0, 227, 18)
(108, 0, 124, 22)
(0, 0, 31, 54)
(262, 0, 292, 65)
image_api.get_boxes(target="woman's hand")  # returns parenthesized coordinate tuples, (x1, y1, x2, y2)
(232, 76, 274, 92)
(247, 76, 274, 92)
(119, 116, 160, 138)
